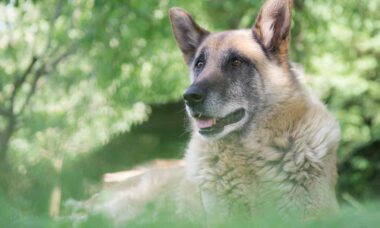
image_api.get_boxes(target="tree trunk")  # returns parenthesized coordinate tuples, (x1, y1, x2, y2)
(0, 116, 16, 163)
(49, 158, 63, 218)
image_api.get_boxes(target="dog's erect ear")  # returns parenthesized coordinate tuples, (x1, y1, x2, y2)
(169, 7, 209, 64)
(252, 0, 292, 65)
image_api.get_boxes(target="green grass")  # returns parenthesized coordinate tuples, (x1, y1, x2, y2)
(65, 201, 380, 228)
(2, 191, 380, 228)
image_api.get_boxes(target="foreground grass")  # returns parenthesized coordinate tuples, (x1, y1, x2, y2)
(66, 200, 380, 228)
(1, 194, 380, 228)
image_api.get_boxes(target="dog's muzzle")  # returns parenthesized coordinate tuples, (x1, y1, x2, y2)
(192, 108, 246, 136)
(183, 85, 246, 136)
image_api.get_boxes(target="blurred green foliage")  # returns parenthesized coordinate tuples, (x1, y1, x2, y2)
(0, 0, 379, 225)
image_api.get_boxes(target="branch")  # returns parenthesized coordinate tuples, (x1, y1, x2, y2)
(9, 0, 66, 116)
(51, 46, 76, 70)
(4, 0, 65, 112)
(17, 46, 77, 115)
(9, 56, 39, 112)
(17, 70, 44, 116)
(13, 56, 38, 91)
(45, 0, 65, 53)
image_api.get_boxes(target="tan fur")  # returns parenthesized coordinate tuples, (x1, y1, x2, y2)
(83, 1, 340, 224)
(85, 51, 339, 224)
(180, 7, 340, 218)
(185, 85, 340, 217)
(253, 0, 292, 68)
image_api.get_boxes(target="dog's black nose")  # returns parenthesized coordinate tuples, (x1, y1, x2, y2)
(183, 86, 205, 106)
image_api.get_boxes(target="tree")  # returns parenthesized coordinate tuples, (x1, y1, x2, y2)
(0, 0, 82, 162)
(0, 0, 193, 216)
(0, 0, 191, 166)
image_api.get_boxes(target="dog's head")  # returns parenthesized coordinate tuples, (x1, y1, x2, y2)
(169, 0, 296, 139)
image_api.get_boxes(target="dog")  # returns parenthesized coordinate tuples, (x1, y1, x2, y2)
(169, 0, 340, 218)
(79, 0, 340, 224)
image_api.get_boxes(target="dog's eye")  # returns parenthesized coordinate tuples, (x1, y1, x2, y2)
(231, 59, 242, 67)
(195, 61, 205, 69)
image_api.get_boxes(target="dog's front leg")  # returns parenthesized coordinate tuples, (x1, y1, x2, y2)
(201, 189, 229, 217)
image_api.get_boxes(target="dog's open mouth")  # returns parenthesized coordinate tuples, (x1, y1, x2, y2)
(194, 108, 245, 135)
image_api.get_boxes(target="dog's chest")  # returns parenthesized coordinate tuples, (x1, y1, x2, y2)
(186, 134, 324, 213)
(189, 141, 260, 207)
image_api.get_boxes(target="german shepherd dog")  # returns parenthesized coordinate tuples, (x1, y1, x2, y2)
(83, 0, 340, 224)
(169, 0, 340, 218)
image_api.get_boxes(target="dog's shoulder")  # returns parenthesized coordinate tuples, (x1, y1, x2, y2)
(300, 93, 340, 157)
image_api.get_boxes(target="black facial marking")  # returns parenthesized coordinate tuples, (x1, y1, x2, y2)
(221, 49, 256, 74)
(193, 47, 208, 76)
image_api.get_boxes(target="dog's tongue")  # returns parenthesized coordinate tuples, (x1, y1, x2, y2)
(196, 119, 215, 129)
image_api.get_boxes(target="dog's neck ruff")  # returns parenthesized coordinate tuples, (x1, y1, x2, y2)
(184, 96, 340, 217)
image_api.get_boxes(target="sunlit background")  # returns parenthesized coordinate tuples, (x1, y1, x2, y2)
(0, 0, 379, 226)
